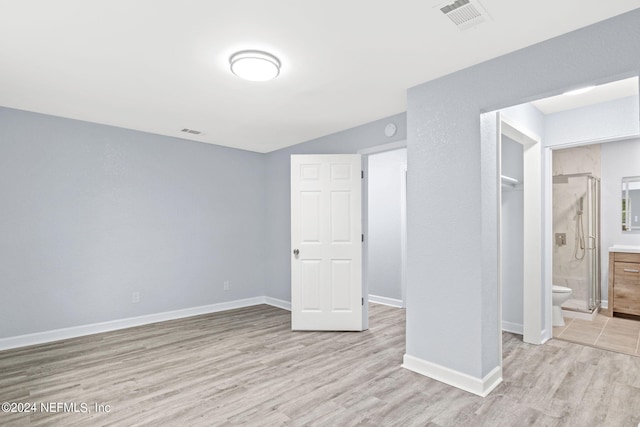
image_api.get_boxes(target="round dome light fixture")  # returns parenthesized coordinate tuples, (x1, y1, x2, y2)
(229, 50, 280, 82)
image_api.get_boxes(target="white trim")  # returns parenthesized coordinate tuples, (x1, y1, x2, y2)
(501, 321, 523, 335)
(368, 294, 403, 308)
(264, 296, 292, 311)
(499, 114, 544, 346)
(402, 354, 502, 397)
(543, 146, 555, 343)
(546, 132, 640, 150)
(357, 140, 407, 155)
(601, 299, 608, 309)
(540, 329, 551, 344)
(400, 163, 408, 308)
(0, 297, 290, 351)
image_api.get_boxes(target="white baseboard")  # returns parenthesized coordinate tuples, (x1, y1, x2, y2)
(402, 354, 502, 397)
(368, 294, 403, 308)
(501, 321, 523, 335)
(540, 329, 551, 344)
(0, 296, 290, 351)
(601, 300, 608, 309)
(264, 296, 291, 311)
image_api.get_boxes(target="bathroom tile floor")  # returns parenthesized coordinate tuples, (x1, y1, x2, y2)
(553, 313, 640, 357)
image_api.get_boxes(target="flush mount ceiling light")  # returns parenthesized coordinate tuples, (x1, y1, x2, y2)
(229, 50, 280, 82)
(563, 85, 596, 96)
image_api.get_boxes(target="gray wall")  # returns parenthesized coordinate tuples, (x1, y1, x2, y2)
(368, 148, 407, 301)
(406, 9, 640, 379)
(0, 107, 267, 338)
(263, 113, 407, 302)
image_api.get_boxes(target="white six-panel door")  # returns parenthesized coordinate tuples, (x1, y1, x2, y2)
(291, 154, 363, 331)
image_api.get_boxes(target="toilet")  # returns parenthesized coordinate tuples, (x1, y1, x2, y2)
(552, 285, 572, 327)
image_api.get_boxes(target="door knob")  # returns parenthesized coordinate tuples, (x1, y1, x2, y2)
(293, 249, 299, 256)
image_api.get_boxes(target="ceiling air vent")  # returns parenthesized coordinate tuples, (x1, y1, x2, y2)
(439, 0, 490, 30)
(181, 128, 202, 135)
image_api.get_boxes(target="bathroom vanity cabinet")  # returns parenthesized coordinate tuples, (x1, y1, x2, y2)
(607, 249, 640, 317)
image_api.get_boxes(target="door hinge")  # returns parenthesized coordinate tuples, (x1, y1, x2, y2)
(361, 170, 364, 179)
(361, 234, 364, 242)
(362, 297, 364, 306)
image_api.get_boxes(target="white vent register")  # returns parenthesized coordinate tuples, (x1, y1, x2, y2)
(438, 0, 490, 30)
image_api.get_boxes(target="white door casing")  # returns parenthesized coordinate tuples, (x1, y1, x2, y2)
(291, 154, 363, 331)
(499, 114, 542, 345)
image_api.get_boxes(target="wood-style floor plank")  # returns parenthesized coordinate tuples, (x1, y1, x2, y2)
(1, 303, 640, 426)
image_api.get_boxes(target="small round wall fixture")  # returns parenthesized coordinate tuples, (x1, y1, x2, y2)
(384, 122, 397, 137)
(230, 50, 281, 82)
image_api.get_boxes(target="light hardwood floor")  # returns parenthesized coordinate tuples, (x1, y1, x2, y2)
(2, 303, 640, 426)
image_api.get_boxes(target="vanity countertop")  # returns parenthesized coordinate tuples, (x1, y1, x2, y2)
(609, 245, 640, 253)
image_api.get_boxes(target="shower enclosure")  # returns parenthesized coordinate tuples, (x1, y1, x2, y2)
(552, 173, 601, 313)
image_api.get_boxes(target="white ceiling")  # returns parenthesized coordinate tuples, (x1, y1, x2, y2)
(1, 1, 639, 153)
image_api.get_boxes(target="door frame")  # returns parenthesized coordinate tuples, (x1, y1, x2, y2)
(358, 140, 408, 317)
(498, 114, 543, 345)
(543, 133, 640, 324)
(400, 162, 408, 308)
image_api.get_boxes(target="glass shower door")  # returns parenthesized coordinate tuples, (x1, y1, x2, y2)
(552, 173, 601, 313)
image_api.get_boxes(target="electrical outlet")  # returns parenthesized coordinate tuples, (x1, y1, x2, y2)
(223, 281, 230, 291)
(132, 291, 140, 303)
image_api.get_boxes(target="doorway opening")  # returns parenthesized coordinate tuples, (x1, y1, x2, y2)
(492, 75, 638, 360)
(497, 115, 543, 346)
(359, 141, 408, 312)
